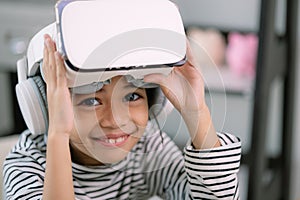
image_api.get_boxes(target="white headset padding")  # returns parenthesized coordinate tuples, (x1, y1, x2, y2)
(16, 76, 48, 134)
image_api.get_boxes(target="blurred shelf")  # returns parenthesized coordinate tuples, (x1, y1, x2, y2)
(202, 66, 255, 96)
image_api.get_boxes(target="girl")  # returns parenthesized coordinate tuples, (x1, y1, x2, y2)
(3, 33, 241, 199)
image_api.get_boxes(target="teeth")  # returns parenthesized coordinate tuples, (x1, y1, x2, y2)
(104, 136, 126, 144)
(109, 139, 115, 144)
(116, 137, 124, 143)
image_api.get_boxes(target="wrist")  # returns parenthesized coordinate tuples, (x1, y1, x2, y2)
(181, 104, 210, 125)
(47, 131, 70, 143)
(182, 105, 221, 149)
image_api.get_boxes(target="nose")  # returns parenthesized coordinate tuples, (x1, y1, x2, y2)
(98, 104, 128, 129)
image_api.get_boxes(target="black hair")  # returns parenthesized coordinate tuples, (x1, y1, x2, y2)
(145, 87, 165, 144)
(146, 87, 165, 115)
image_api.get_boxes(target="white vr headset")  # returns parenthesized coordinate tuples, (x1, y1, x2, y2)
(24, 0, 186, 88)
(16, 0, 186, 134)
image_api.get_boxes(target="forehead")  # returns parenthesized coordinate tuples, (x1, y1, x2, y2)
(110, 75, 128, 85)
(71, 74, 158, 95)
(70, 75, 134, 95)
(102, 76, 138, 92)
(73, 76, 147, 97)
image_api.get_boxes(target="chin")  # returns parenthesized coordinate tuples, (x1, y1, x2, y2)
(88, 147, 131, 164)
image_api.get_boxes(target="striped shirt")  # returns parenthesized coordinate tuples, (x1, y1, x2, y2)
(3, 123, 241, 200)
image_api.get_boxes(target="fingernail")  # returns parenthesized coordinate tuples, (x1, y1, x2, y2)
(44, 37, 52, 49)
(44, 38, 49, 48)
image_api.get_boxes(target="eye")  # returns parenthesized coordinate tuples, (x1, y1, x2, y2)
(123, 93, 141, 102)
(78, 98, 101, 106)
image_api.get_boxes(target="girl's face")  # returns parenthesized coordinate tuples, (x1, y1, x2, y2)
(69, 76, 149, 165)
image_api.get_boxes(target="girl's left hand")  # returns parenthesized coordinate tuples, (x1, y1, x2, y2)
(144, 41, 206, 118)
(144, 40, 220, 149)
(144, 41, 206, 115)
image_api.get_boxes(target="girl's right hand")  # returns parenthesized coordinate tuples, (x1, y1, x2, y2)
(43, 34, 74, 136)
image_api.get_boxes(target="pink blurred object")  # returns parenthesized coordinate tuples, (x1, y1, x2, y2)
(226, 32, 258, 78)
(187, 27, 226, 67)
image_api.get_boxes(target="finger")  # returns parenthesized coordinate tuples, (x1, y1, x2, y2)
(55, 52, 67, 87)
(43, 36, 49, 82)
(143, 73, 167, 85)
(176, 40, 203, 78)
(44, 34, 57, 51)
(45, 36, 57, 85)
(185, 39, 198, 67)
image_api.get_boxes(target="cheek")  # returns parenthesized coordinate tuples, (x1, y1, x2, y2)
(69, 112, 97, 156)
(74, 106, 101, 123)
(129, 105, 149, 127)
(71, 109, 98, 138)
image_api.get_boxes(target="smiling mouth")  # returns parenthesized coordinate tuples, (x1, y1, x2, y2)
(92, 134, 130, 147)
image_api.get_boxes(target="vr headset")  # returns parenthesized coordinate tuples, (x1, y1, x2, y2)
(16, 0, 187, 134)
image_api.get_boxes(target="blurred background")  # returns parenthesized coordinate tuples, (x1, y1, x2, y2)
(0, 0, 299, 199)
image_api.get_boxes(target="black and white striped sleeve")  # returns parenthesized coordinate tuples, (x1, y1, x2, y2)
(3, 154, 45, 200)
(2, 132, 45, 200)
(184, 132, 241, 200)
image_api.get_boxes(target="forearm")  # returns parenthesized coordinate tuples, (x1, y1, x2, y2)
(43, 133, 75, 200)
(182, 106, 221, 149)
